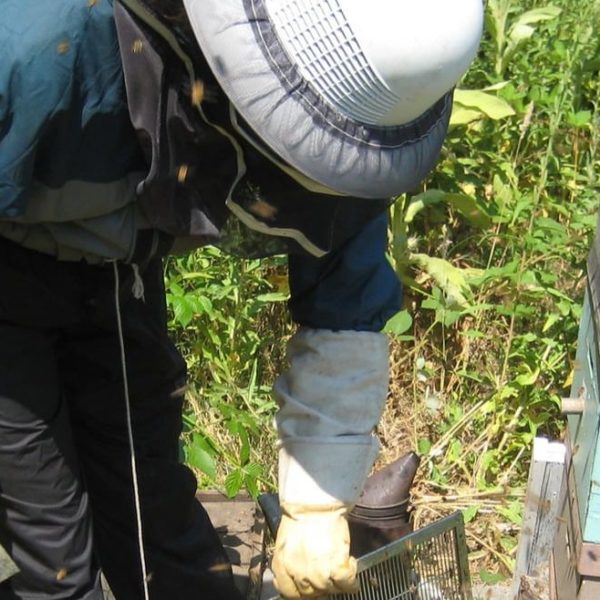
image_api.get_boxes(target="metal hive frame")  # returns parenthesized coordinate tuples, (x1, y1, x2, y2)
(331, 512, 472, 600)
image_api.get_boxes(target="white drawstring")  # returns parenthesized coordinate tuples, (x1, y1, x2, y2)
(112, 261, 150, 600)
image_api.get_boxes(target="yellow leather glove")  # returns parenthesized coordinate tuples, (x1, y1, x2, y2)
(272, 503, 358, 599)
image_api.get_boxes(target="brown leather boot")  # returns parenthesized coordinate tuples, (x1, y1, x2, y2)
(348, 451, 420, 557)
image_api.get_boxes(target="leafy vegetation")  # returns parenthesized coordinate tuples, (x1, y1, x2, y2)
(165, 0, 600, 580)
(165, 248, 290, 497)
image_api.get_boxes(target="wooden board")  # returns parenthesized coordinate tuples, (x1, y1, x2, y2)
(579, 577, 600, 600)
(512, 438, 566, 597)
(551, 449, 579, 600)
(199, 491, 266, 600)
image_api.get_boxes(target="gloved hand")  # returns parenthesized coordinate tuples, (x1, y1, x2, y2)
(271, 328, 389, 599)
(272, 503, 357, 599)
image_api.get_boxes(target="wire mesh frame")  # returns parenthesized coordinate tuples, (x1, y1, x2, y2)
(266, 0, 400, 123)
(330, 512, 472, 600)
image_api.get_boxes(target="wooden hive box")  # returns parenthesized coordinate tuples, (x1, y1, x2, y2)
(552, 216, 600, 598)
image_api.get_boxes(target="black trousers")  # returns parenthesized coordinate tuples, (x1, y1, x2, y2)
(0, 238, 241, 600)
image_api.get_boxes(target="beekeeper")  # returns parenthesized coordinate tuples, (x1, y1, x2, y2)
(0, 0, 483, 598)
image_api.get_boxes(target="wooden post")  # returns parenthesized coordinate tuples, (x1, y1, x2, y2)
(512, 437, 566, 598)
(561, 397, 586, 415)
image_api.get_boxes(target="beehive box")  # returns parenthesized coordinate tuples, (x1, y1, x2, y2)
(552, 217, 600, 598)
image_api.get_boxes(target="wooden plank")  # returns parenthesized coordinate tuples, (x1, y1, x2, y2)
(578, 542, 600, 577)
(551, 430, 589, 597)
(579, 576, 600, 600)
(199, 491, 266, 600)
(512, 438, 566, 598)
(567, 436, 585, 577)
(551, 501, 578, 600)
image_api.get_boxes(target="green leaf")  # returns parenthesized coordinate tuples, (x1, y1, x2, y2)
(450, 106, 486, 126)
(446, 194, 492, 228)
(405, 190, 491, 227)
(497, 500, 523, 525)
(460, 329, 486, 339)
(501, 7, 562, 73)
(499, 385, 519, 400)
(515, 367, 540, 386)
(404, 190, 447, 223)
(167, 281, 184, 296)
(242, 463, 263, 498)
(500, 536, 518, 553)
(225, 469, 244, 498)
(418, 438, 432, 455)
(243, 462, 263, 479)
(480, 400, 496, 415)
(255, 292, 289, 303)
(172, 296, 195, 327)
(479, 569, 508, 585)
(384, 310, 413, 335)
(453, 89, 516, 120)
(421, 296, 441, 311)
(511, 6, 561, 28)
(542, 313, 561, 333)
(239, 427, 250, 466)
(568, 110, 593, 128)
(195, 295, 213, 315)
(186, 442, 216, 480)
(409, 254, 482, 309)
(244, 474, 259, 498)
(507, 23, 535, 47)
(440, 309, 462, 326)
(463, 505, 479, 524)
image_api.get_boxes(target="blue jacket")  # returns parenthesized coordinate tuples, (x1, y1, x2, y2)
(0, 0, 401, 331)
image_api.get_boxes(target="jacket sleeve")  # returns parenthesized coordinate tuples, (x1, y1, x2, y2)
(288, 211, 401, 332)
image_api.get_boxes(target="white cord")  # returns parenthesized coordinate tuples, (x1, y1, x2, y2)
(112, 261, 150, 600)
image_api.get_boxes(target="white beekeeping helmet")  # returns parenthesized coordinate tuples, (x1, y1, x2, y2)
(183, 0, 484, 198)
